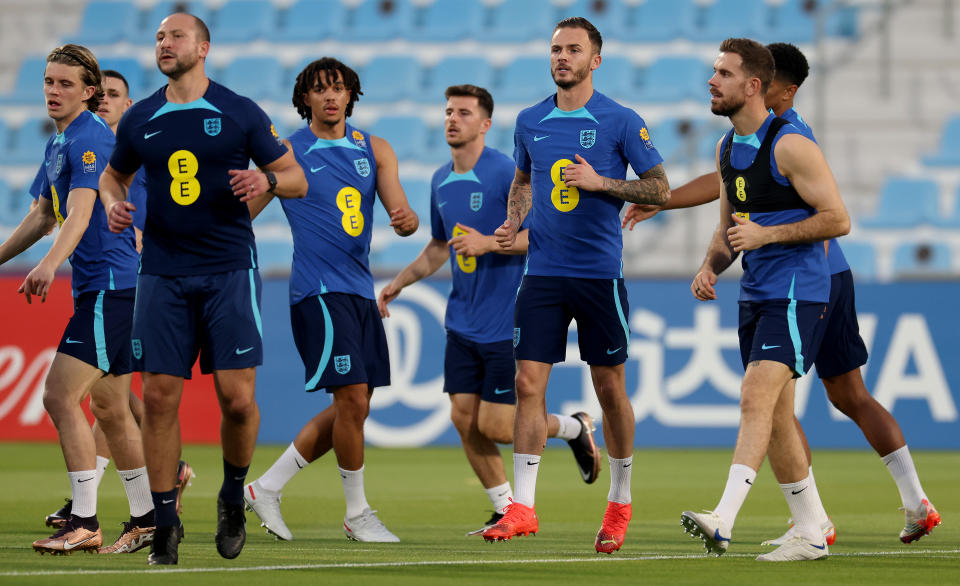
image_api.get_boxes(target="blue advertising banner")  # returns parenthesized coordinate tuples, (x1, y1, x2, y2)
(257, 279, 960, 449)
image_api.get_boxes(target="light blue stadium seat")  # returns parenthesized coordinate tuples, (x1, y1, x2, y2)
(218, 56, 284, 102)
(892, 242, 952, 277)
(496, 57, 554, 103)
(0, 57, 47, 104)
(370, 238, 427, 270)
(418, 0, 484, 41)
(141, 2, 211, 43)
(98, 57, 148, 96)
(837, 241, 876, 280)
(486, 0, 555, 42)
(635, 56, 709, 103)
(9, 181, 35, 221)
(488, 125, 516, 155)
(0, 179, 14, 227)
(421, 126, 452, 166)
(934, 184, 960, 227)
(212, 0, 276, 42)
(593, 56, 635, 101)
(9, 118, 54, 165)
(349, 0, 415, 41)
(402, 178, 431, 221)
(923, 115, 960, 167)
(256, 239, 294, 274)
(648, 119, 701, 164)
(771, 0, 815, 43)
(423, 57, 494, 102)
(70, 1, 140, 44)
(361, 56, 421, 102)
(694, 0, 768, 42)
(561, 0, 627, 40)
(859, 177, 940, 228)
(275, 0, 347, 42)
(370, 116, 428, 160)
(622, 0, 696, 42)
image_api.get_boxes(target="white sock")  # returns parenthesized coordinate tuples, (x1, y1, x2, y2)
(118, 467, 153, 517)
(339, 466, 370, 519)
(68, 469, 98, 518)
(607, 455, 632, 504)
(881, 445, 927, 511)
(781, 473, 824, 542)
(807, 466, 831, 526)
(94, 456, 110, 489)
(258, 443, 309, 493)
(485, 481, 512, 514)
(513, 453, 540, 507)
(551, 414, 582, 440)
(713, 464, 756, 531)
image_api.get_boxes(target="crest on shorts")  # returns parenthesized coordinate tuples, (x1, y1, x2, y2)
(354, 158, 370, 177)
(470, 192, 483, 211)
(132, 338, 142, 359)
(334, 354, 351, 375)
(513, 328, 521, 348)
(579, 129, 596, 149)
(203, 118, 221, 136)
(55, 153, 64, 175)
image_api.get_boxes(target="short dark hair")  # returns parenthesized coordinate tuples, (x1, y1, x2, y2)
(46, 44, 104, 111)
(767, 42, 809, 87)
(293, 57, 363, 120)
(719, 37, 775, 93)
(555, 17, 602, 54)
(102, 69, 130, 95)
(444, 84, 494, 118)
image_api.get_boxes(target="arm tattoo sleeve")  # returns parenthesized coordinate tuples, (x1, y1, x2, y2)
(601, 164, 670, 205)
(507, 180, 532, 225)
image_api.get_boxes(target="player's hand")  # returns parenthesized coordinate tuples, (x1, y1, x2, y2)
(377, 282, 401, 318)
(562, 154, 604, 191)
(692, 270, 718, 302)
(107, 200, 135, 233)
(228, 169, 270, 202)
(494, 219, 518, 249)
(389, 206, 418, 236)
(449, 223, 491, 257)
(622, 203, 662, 230)
(19, 259, 56, 304)
(727, 213, 768, 252)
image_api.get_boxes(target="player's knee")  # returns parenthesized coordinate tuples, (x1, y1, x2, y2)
(41, 386, 70, 419)
(449, 405, 475, 435)
(220, 393, 257, 422)
(334, 389, 370, 422)
(514, 372, 541, 402)
(89, 394, 123, 423)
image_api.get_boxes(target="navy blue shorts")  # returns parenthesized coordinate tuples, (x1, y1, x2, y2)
(58, 288, 135, 375)
(291, 293, 390, 393)
(514, 275, 630, 366)
(444, 331, 516, 405)
(813, 270, 869, 378)
(131, 270, 263, 378)
(738, 299, 827, 378)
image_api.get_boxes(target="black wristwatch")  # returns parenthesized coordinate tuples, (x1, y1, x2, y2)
(264, 171, 278, 193)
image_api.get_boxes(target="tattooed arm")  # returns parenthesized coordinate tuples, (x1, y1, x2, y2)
(563, 155, 670, 206)
(494, 168, 532, 250)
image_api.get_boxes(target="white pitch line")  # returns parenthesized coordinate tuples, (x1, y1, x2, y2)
(3, 549, 958, 577)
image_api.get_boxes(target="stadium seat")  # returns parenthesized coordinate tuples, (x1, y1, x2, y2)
(487, 125, 516, 156)
(69, 1, 139, 44)
(370, 116, 428, 160)
(694, 0, 768, 42)
(8, 117, 55, 165)
(496, 57, 555, 103)
(486, 0, 556, 42)
(635, 56, 709, 103)
(275, 0, 347, 42)
(349, 0, 415, 41)
(593, 56, 636, 101)
(423, 57, 494, 102)
(836, 241, 876, 281)
(933, 184, 960, 227)
(212, 0, 276, 43)
(421, 125, 452, 166)
(0, 179, 13, 227)
(98, 57, 148, 97)
(418, 0, 484, 41)
(218, 56, 284, 102)
(622, 0, 696, 42)
(255, 239, 294, 274)
(0, 56, 47, 104)
(369, 238, 427, 270)
(770, 0, 816, 44)
(859, 177, 940, 228)
(360, 56, 422, 102)
(142, 1, 211, 43)
(402, 178, 432, 220)
(561, 0, 627, 40)
(892, 242, 952, 277)
(648, 119, 706, 164)
(923, 115, 960, 167)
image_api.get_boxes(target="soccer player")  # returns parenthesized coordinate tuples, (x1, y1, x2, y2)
(241, 57, 417, 543)
(677, 38, 850, 562)
(0, 44, 151, 555)
(376, 84, 602, 535)
(487, 18, 670, 553)
(98, 13, 308, 565)
(625, 42, 940, 546)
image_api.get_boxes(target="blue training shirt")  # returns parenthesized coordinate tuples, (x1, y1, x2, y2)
(39, 110, 138, 295)
(779, 107, 849, 275)
(109, 80, 287, 276)
(431, 147, 524, 343)
(282, 124, 378, 303)
(128, 170, 148, 232)
(514, 91, 662, 278)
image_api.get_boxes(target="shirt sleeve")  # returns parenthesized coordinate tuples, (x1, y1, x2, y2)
(430, 179, 446, 241)
(621, 110, 663, 176)
(68, 128, 115, 192)
(128, 170, 148, 230)
(513, 119, 531, 174)
(243, 99, 288, 168)
(109, 108, 142, 175)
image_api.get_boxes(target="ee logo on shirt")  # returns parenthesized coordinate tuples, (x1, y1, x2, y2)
(451, 225, 476, 274)
(336, 186, 364, 237)
(550, 158, 579, 212)
(168, 149, 201, 206)
(735, 176, 747, 202)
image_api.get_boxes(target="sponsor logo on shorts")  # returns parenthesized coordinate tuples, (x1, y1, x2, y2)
(334, 354, 351, 375)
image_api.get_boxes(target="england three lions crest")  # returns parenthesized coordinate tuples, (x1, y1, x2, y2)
(470, 192, 483, 211)
(579, 129, 596, 149)
(204, 118, 221, 136)
(354, 158, 371, 177)
(334, 354, 352, 375)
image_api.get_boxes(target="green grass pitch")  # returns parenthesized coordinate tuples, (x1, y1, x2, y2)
(1, 443, 957, 584)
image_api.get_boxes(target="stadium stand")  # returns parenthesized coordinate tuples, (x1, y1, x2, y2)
(923, 114, 960, 167)
(217, 56, 285, 102)
(560, 0, 627, 40)
(496, 56, 556, 103)
(694, 0, 769, 42)
(210, 0, 276, 43)
(635, 56, 711, 103)
(8, 117, 55, 165)
(274, 0, 347, 43)
(419, 0, 484, 41)
(360, 56, 422, 102)
(837, 241, 877, 281)
(858, 177, 941, 228)
(486, 0, 556, 42)
(892, 241, 952, 277)
(70, 0, 140, 45)
(349, 0, 415, 41)
(423, 57, 494, 102)
(0, 56, 47, 105)
(370, 116, 428, 160)
(623, 0, 697, 43)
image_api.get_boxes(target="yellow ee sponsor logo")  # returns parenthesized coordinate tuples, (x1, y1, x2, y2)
(452, 225, 476, 273)
(550, 158, 579, 212)
(735, 176, 747, 202)
(168, 149, 201, 206)
(336, 186, 364, 237)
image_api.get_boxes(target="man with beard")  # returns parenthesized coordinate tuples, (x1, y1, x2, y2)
(98, 13, 307, 565)
(243, 57, 417, 543)
(489, 17, 670, 553)
(678, 38, 849, 562)
(377, 84, 602, 536)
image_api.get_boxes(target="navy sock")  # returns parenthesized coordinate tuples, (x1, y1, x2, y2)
(131, 509, 155, 528)
(73, 513, 99, 531)
(219, 458, 249, 505)
(151, 488, 178, 528)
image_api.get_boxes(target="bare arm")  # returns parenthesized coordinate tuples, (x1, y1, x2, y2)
(449, 225, 530, 256)
(693, 144, 739, 302)
(494, 168, 532, 249)
(623, 170, 722, 229)
(229, 145, 307, 203)
(377, 238, 450, 317)
(99, 163, 137, 233)
(372, 135, 418, 236)
(0, 198, 58, 265)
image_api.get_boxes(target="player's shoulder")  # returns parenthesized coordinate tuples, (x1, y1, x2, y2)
(431, 161, 453, 187)
(592, 91, 641, 123)
(68, 111, 114, 147)
(480, 146, 516, 172)
(516, 95, 557, 126)
(124, 87, 167, 121)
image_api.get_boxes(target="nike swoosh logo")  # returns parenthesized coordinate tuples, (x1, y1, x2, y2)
(437, 201, 448, 207)
(296, 461, 303, 469)
(526, 461, 538, 466)
(761, 344, 781, 350)
(124, 474, 143, 481)
(63, 535, 96, 550)
(811, 542, 827, 550)
(161, 498, 175, 504)
(77, 476, 94, 483)
(144, 130, 162, 139)
(235, 347, 253, 355)
(791, 487, 807, 495)
(623, 463, 632, 468)
(45, 161, 50, 166)
(606, 347, 622, 355)
(745, 478, 753, 485)
(65, 337, 84, 344)
(713, 529, 731, 543)
(533, 135, 549, 141)
(493, 388, 512, 395)
(310, 165, 326, 173)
